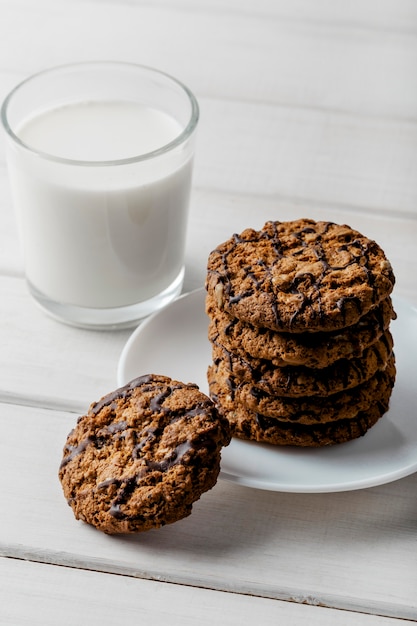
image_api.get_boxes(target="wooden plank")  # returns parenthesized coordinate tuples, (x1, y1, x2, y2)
(2, 558, 414, 626)
(193, 100, 417, 217)
(0, 276, 130, 413)
(119, 0, 417, 33)
(0, 169, 22, 276)
(0, 0, 415, 121)
(1, 403, 416, 619)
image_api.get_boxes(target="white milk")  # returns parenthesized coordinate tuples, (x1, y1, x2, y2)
(10, 101, 193, 309)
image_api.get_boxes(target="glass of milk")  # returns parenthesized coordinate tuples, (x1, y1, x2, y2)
(1, 62, 199, 329)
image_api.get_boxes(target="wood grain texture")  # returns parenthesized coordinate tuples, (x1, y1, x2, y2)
(1, 403, 416, 619)
(0, 0, 416, 213)
(3, 558, 415, 626)
(0, 277, 130, 413)
(0, 0, 416, 120)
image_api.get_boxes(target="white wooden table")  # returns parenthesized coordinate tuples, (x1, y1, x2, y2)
(1, 1, 416, 624)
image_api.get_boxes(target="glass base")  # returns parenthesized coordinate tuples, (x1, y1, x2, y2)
(27, 268, 185, 330)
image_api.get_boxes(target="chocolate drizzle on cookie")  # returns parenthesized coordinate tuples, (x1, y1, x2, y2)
(58, 374, 231, 533)
(101, 439, 194, 520)
(206, 219, 395, 333)
(210, 328, 393, 398)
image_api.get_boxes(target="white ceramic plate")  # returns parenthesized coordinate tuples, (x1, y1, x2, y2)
(117, 289, 417, 493)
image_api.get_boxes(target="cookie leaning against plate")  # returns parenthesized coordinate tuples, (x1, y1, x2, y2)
(206, 219, 395, 333)
(59, 374, 231, 534)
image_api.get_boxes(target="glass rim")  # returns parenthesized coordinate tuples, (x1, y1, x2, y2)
(0, 61, 199, 167)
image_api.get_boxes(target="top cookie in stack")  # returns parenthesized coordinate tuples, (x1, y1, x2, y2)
(205, 218, 397, 447)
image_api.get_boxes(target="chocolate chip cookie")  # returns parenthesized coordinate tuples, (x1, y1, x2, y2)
(206, 219, 395, 333)
(210, 329, 393, 397)
(208, 355, 396, 425)
(59, 374, 231, 534)
(220, 400, 390, 447)
(207, 295, 395, 368)
(213, 356, 395, 447)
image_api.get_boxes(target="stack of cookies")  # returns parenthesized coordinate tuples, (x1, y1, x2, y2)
(205, 219, 396, 447)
